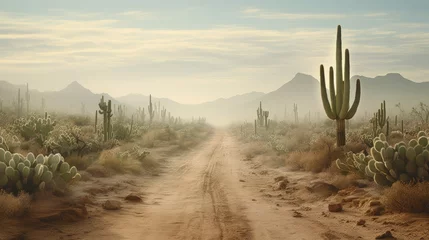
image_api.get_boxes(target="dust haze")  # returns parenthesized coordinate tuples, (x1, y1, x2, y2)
(1, 1, 429, 240)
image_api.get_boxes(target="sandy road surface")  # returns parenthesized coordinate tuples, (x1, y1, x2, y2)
(81, 130, 365, 240)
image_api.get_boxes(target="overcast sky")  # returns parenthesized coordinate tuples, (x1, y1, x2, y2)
(1, 0, 429, 104)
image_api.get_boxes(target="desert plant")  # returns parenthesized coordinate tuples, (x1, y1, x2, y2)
(0, 149, 81, 194)
(98, 96, 113, 142)
(319, 25, 361, 146)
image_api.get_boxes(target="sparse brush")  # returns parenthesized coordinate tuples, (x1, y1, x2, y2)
(383, 181, 429, 213)
(0, 190, 31, 217)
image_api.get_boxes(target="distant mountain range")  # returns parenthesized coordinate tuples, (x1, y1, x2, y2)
(1, 73, 427, 125)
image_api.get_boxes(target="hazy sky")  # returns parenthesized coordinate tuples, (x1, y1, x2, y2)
(1, 0, 429, 104)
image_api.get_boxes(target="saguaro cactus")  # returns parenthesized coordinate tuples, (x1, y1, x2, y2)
(257, 102, 264, 127)
(98, 96, 113, 141)
(263, 111, 269, 130)
(25, 83, 30, 117)
(293, 103, 298, 124)
(377, 101, 386, 129)
(161, 107, 166, 122)
(320, 25, 361, 147)
(148, 95, 155, 124)
(94, 110, 98, 133)
(17, 89, 23, 118)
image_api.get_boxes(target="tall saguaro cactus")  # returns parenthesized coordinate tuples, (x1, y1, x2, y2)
(25, 83, 30, 117)
(98, 96, 113, 142)
(257, 102, 263, 127)
(148, 95, 155, 124)
(263, 111, 269, 130)
(377, 100, 386, 129)
(293, 103, 298, 124)
(320, 25, 361, 147)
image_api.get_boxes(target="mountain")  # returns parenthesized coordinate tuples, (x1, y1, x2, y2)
(1, 72, 429, 125)
(351, 73, 429, 116)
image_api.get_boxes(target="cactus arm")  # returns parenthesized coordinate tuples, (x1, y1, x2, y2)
(329, 67, 336, 117)
(345, 79, 361, 119)
(339, 49, 351, 119)
(320, 65, 336, 120)
(335, 25, 343, 115)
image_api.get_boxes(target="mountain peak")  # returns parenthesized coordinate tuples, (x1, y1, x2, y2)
(385, 73, 403, 78)
(61, 81, 93, 94)
(288, 72, 318, 85)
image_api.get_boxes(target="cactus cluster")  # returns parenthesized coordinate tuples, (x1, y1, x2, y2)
(44, 126, 80, 157)
(15, 112, 56, 142)
(337, 131, 429, 187)
(0, 149, 81, 193)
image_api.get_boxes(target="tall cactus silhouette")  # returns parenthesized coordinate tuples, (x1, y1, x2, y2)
(148, 95, 155, 124)
(25, 83, 30, 117)
(320, 25, 361, 146)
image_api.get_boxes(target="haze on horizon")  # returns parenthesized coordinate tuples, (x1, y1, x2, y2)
(1, 0, 429, 104)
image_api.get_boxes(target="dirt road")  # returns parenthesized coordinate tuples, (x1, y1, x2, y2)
(78, 130, 370, 240)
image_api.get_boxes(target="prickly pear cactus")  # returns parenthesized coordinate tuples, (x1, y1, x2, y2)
(337, 131, 429, 187)
(0, 149, 80, 194)
(336, 151, 372, 177)
(14, 113, 56, 143)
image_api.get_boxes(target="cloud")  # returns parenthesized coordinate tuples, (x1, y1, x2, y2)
(0, 10, 428, 102)
(241, 8, 390, 20)
(241, 8, 345, 20)
(118, 10, 153, 20)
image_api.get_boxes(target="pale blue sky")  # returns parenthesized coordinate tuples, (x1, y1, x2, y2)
(1, 0, 428, 103)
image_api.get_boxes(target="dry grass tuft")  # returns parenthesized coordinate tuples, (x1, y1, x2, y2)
(242, 142, 271, 160)
(97, 148, 142, 174)
(285, 136, 343, 173)
(383, 181, 429, 213)
(0, 190, 31, 217)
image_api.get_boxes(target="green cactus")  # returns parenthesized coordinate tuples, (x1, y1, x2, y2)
(0, 150, 80, 193)
(257, 102, 263, 127)
(263, 111, 270, 130)
(148, 95, 155, 124)
(320, 25, 361, 147)
(98, 96, 113, 142)
(25, 83, 30, 117)
(293, 103, 298, 124)
(377, 100, 387, 129)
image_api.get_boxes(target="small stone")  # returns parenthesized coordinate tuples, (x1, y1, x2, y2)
(239, 179, 245, 182)
(125, 193, 143, 202)
(274, 179, 288, 190)
(357, 219, 366, 226)
(370, 200, 382, 207)
(274, 176, 286, 182)
(292, 211, 303, 218)
(375, 231, 396, 239)
(343, 195, 360, 203)
(366, 206, 385, 216)
(102, 200, 121, 210)
(252, 199, 256, 201)
(307, 182, 339, 198)
(328, 203, 343, 212)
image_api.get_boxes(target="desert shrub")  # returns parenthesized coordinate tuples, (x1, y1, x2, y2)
(383, 181, 429, 213)
(242, 142, 271, 160)
(0, 190, 31, 217)
(69, 115, 91, 126)
(96, 146, 153, 175)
